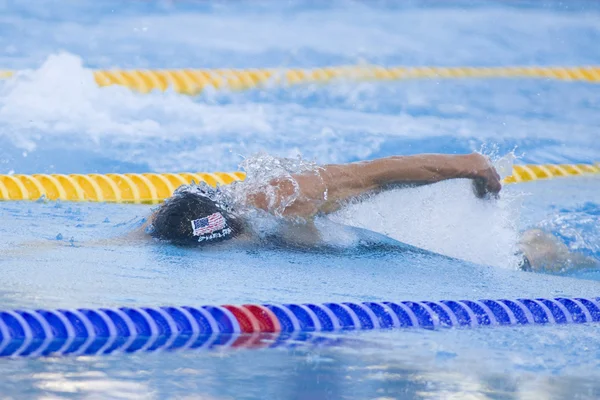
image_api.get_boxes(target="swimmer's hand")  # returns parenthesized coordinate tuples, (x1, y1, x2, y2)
(459, 153, 502, 198)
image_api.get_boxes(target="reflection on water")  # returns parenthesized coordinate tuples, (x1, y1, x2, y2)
(2, 326, 600, 399)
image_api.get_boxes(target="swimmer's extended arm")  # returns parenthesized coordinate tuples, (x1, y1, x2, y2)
(248, 153, 501, 218)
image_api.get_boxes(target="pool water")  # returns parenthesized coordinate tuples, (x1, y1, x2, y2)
(0, 1, 600, 398)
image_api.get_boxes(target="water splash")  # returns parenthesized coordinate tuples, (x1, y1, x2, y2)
(237, 152, 325, 215)
(329, 155, 524, 268)
(0, 53, 274, 173)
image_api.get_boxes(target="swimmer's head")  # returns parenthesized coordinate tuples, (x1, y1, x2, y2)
(150, 190, 242, 245)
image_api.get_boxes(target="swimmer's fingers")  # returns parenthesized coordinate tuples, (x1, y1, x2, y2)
(472, 169, 502, 199)
(472, 178, 488, 198)
(487, 169, 502, 194)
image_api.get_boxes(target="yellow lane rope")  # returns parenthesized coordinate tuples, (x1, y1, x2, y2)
(0, 66, 598, 94)
(0, 164, 597, 203)
(503, 163, 600, 184)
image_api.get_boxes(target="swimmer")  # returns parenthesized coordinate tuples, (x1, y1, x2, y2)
(146, 153, 597, 272)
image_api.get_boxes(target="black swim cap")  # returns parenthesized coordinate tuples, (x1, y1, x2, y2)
(150, 190, 242, 245)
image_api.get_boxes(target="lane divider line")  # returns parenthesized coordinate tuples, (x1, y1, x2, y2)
(0, 296, 598, 358)
(1, 66, 599, 95)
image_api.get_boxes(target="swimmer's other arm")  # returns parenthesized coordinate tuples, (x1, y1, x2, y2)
(247, 153, 502, 218)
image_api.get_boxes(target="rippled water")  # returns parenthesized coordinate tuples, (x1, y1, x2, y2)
(0, 0, 599, 398)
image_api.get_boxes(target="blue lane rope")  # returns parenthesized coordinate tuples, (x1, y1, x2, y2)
(0, 297, 599, 358)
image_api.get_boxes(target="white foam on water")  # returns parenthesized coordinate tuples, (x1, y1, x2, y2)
(0, 53, 272, 144)
(330, 181, 522, 268)
(329, 156, 523, 268)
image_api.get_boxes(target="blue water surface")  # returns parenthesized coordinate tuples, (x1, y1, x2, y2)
(0, 1, 599, 399)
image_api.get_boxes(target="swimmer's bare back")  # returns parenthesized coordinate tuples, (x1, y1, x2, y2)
(246, 153, 502, 218)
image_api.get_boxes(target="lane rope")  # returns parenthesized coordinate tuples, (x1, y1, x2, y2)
(0, 296, 598, 358)
(0, 66, 598, 94)
(0, 163, 597, 203)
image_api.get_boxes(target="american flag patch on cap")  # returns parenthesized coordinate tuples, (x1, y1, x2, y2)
(191, 212, 227, 236)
